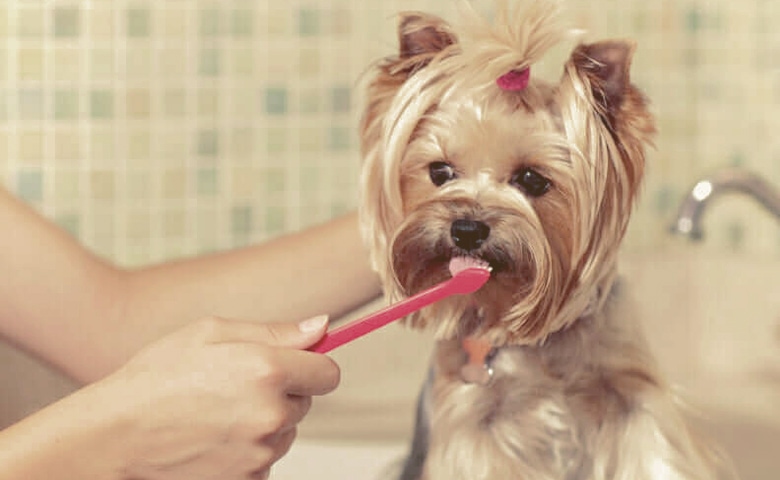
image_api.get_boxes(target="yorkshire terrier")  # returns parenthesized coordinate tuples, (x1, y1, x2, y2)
(358, 1, 728, 479)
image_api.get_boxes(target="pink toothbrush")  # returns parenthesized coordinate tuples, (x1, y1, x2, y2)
(309, 257, 491, 353)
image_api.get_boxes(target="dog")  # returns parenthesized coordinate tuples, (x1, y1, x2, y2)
(357, 1, 728, 479)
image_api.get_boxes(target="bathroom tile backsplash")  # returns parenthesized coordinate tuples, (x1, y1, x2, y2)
(2, 0, 780, 266)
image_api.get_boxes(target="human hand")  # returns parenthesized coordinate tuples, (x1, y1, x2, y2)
(93, 315, 338, 480)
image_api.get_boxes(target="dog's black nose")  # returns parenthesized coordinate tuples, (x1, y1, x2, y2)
(450, 219, 490, 251)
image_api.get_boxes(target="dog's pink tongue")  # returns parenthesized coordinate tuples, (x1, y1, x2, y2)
(448, 256, 490, 277)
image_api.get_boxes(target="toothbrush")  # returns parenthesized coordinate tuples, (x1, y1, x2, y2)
(308, 257, 491, 354)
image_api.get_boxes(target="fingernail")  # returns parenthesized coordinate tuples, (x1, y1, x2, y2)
(298, 315, 328, 333)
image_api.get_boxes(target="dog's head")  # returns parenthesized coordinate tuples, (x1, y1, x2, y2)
(359, 1, 655, 345)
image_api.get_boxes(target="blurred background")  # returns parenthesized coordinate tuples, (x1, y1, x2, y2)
(1, 0, 779, 268)
(1, 2, 780, 478)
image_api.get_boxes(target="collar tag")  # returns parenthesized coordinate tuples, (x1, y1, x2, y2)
(460, 337, 496, 385)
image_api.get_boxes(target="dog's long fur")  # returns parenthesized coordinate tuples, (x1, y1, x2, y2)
(359, 1, 727, 479)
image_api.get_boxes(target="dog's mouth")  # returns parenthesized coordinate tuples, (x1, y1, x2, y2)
(393, 248, 519, 298)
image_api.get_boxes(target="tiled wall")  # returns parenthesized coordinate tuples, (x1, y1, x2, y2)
(1, 0, 779, 266)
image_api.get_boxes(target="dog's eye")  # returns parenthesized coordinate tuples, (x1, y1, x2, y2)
(428, 161, 457, 186)
(510, 168, 551, 197)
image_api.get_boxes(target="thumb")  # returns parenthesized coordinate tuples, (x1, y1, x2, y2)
(207, 315, 329, 350)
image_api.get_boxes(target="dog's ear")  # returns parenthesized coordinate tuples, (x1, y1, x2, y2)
(396, 13, 457, 74)
(570, 40, 635, 118)
(360, 13, 457, 157)
(568, 40, 655, 198)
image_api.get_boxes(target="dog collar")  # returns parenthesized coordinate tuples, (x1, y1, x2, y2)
(460, 337, 497, 385)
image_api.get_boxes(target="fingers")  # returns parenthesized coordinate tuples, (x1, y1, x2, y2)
(259, 347, 341, 396)
(248, 428, 297, 480)
(198, 315, 330, 350)
(191, 315, 341, 395)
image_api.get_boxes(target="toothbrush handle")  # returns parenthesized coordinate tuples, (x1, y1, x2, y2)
(308, 279, 455, 354)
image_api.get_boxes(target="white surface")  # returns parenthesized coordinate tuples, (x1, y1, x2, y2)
(272, 441, 406, 480)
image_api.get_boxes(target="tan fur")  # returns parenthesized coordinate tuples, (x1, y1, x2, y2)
(359, 1, 729, 479)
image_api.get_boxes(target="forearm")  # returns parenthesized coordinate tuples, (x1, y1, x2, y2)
(0, 186, 380, 382)
(0, 382, 128, 480)
(101, 212, 381, 380)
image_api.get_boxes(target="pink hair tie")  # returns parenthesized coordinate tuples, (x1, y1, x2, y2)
(497, 67, 530, 91)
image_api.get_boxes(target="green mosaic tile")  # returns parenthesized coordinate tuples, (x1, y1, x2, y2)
(197, 129, 219, 157)
(331, 202, 350, 217)
(17, 170, 43, 202)
(298, 8, 320, 36)
(263, 168, 286, 194)
(199, 48, 221, 76)
(330, 86, 351, 113)
(264, 87, 288, 115)
(54, 89, 79, 120)
(686, 7, 702, 33)
(197, 168, 218, 195)
(200, 7, 221, 36)
(231, 9, 254, 37)
(328, 126, 351, 151)
(266, 127, 287, 153)
(653, 185, 675, 215)
(231, 205, 253, 236)
(19, 89, 44, 120)
(55, 214, 81, 238)
(127, 7, 151, 37)
(18, 8, 44, 37)
(54, 7, 80, 37)
(264, 205, 286, 234)
(89, 90, 114, 119)
(729, 151, 746, 167)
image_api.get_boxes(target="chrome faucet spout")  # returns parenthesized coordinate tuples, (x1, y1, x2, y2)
(670, 168, 780, 240)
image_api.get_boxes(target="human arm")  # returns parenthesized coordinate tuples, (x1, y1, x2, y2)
(0, 316, 339, 480)
(0, 187, 380, 382)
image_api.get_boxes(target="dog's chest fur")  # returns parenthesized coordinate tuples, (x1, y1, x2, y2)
(419, 292, 665, 480)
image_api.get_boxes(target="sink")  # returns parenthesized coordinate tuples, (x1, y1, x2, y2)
(276, 251, 780, 480)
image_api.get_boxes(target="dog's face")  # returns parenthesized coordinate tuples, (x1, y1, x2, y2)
(360, 4, 655, 345)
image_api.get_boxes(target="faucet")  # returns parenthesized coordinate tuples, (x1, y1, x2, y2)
(669, 168, 780, 240)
